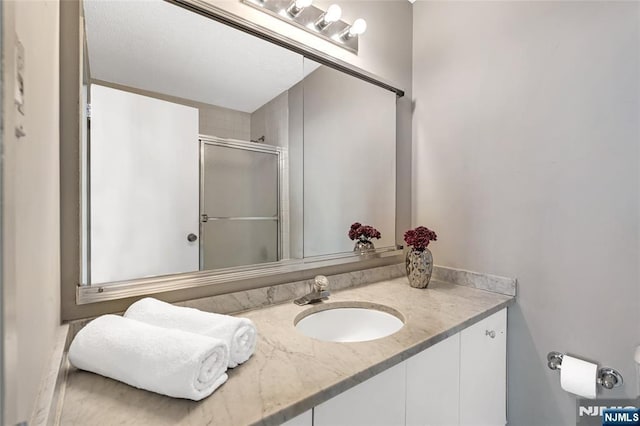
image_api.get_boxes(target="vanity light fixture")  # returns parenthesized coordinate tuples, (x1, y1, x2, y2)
(241, 0, 365, 54)
(286, 0, 312, 18)
(314, 4, 341, 31)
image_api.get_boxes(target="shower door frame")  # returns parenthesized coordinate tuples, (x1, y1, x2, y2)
(198, 135, 290, 270)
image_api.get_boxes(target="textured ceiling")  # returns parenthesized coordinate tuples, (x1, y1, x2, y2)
(83, 0, 314, 113)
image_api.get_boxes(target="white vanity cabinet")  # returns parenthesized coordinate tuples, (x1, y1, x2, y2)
(406, 334, 461, 426)
(459, 309, 507, 426)
(313, 362, 406, 426)
(282, 308, 507, 426)
(406, 309, 507, 426)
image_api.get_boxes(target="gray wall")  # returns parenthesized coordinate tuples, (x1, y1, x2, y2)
(2, 0, 61, 423)
(199, 104, 250, 140)
(412, 1, 640, 424)
(303, 66, 397, 256)
(251, 91, 289, 147)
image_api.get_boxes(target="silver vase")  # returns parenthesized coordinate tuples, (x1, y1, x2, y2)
(353, 239, 375, 255)
(405, 247, 433, 288)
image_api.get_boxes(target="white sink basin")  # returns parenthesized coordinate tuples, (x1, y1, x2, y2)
(294, 303, 404, 343)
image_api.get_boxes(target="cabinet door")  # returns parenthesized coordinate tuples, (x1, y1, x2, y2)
(281, 410, 312, 426)
(406, 334, 460, 426)
(313, 362, 406, 426)
(459, 309, 507, 426)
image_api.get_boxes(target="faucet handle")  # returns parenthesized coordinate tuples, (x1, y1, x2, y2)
(314, 275, 329, 291)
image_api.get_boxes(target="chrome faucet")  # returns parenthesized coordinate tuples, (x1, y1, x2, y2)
(294, 275, 330, 306)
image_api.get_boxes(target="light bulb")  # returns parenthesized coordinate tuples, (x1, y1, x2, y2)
(340, 18, 367, 40)
(348, 18, 367, 36)
(286, 0, 312, 17)
(315, 4, 341, 30)
(324, 4, 342, 23)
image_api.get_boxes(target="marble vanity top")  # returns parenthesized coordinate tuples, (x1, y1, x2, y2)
(57, 276, 514, 426)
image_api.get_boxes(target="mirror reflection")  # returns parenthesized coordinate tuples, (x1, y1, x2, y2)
(302, 61, 396, 257)
(81, 0, 397, 285)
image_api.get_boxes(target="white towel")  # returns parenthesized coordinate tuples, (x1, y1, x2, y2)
(68, 315, 229, 401)
(125, 298, 257, 368)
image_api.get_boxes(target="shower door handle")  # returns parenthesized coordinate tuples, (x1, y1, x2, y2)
(187, 233, 198, 242)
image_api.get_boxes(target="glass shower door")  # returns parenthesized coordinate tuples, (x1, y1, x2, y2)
(200, 139, 280, 270)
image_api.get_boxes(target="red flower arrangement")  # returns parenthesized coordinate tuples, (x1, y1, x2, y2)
(404, 226, 437, 251)
(348, 222, 381, 242)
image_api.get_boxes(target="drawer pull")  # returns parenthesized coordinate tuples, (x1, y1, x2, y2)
(485, 330, 496, 339)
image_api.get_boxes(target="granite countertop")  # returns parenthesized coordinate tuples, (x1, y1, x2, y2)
(58, 276, 514, 426)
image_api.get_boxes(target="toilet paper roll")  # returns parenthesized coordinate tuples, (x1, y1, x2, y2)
(560, 355, 598, 399)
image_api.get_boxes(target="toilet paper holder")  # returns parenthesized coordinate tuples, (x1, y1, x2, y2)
(547, 351, 624, 390)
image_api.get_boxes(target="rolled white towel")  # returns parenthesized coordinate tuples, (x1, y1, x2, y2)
(68, 315, 229, 401)
(125, 298, 257, 368)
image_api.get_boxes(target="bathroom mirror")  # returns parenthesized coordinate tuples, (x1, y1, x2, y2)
(80, 0, 398, 287)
